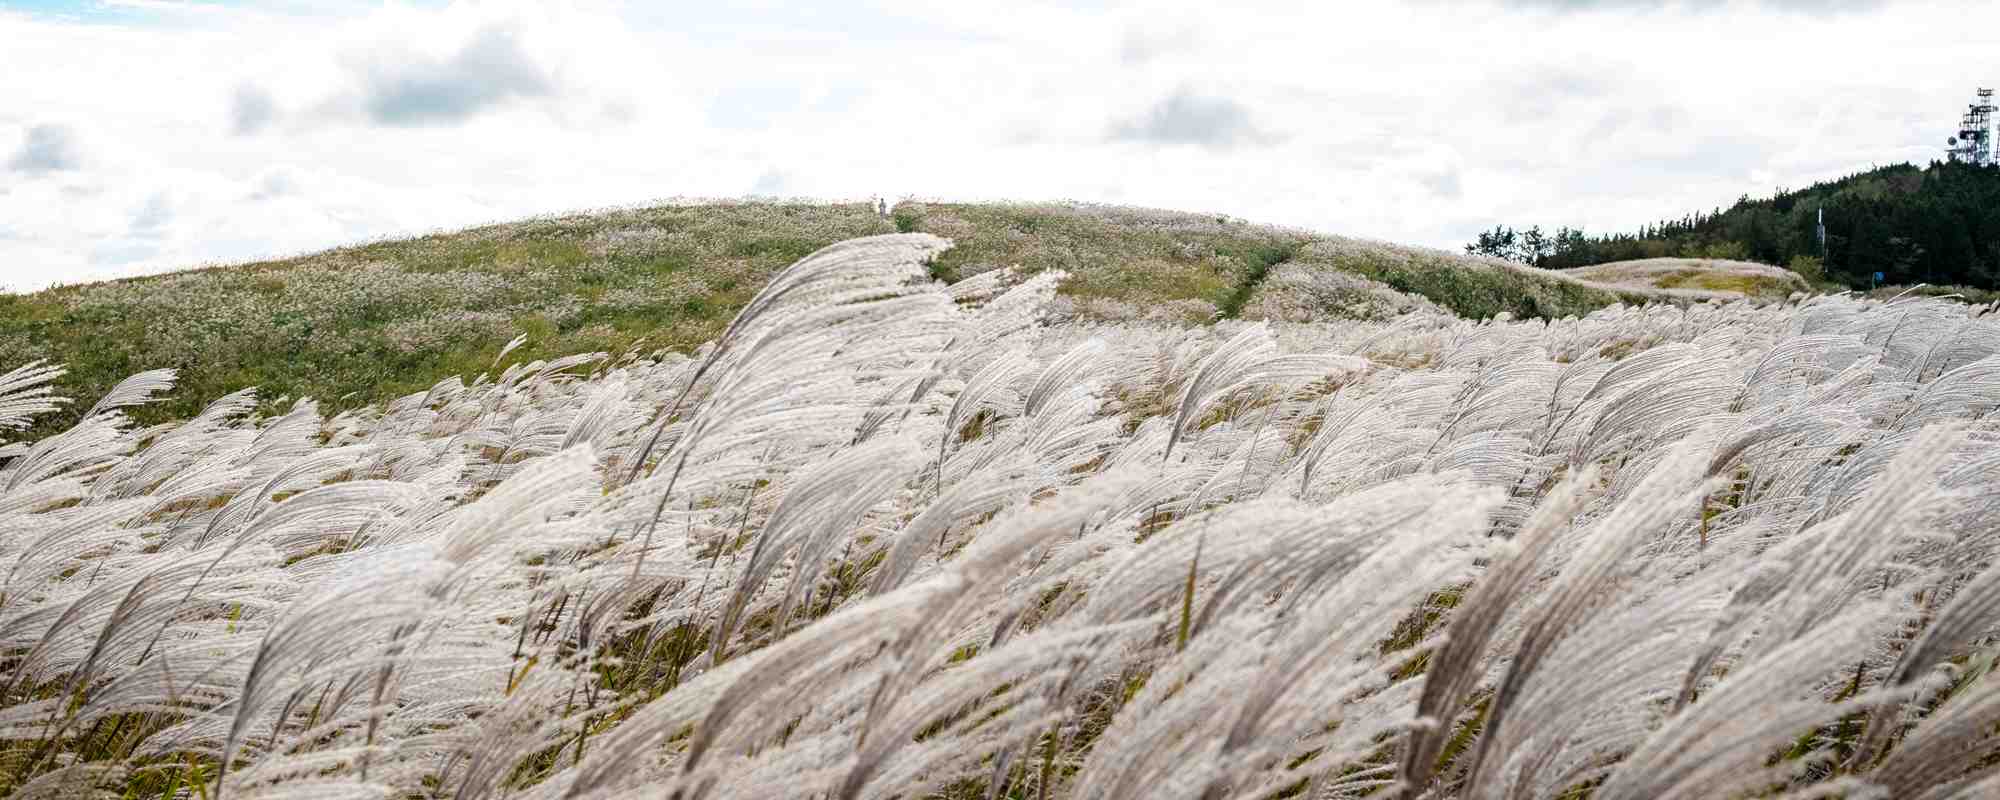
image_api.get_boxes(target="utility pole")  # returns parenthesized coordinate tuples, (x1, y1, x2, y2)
(1816, 208, 1826, 258)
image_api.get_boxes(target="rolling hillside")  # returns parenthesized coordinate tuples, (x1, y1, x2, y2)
(2, 233, 1996, 798)
(0, 200, 1772, 432)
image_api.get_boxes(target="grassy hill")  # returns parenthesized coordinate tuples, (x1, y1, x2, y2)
(1562, 257, 1809, 296)
(1, 200, 1738, 432)
(7, 231, 1995, 800)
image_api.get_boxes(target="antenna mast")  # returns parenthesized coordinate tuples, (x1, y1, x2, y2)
(1948, 88, 1996, 166)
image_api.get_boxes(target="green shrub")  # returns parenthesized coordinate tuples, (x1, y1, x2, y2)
(1788, 255, 1826, 284)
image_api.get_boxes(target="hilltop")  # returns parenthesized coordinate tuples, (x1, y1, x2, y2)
(0, 200, 1778, 431)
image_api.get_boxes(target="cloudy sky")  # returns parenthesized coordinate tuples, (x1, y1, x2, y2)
(0, 0, 1993, 291)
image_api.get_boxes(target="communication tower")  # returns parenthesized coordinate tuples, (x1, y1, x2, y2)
(1947, 88, 1996, 166)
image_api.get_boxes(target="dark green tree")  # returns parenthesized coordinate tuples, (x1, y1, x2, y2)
(1464, 160, 2000, 289)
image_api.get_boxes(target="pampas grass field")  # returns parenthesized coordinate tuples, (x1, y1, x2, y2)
(5, 232, 2000, 798)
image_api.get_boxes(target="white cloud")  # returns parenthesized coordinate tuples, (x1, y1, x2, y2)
(1498, 0, 1886, 12)
(1119, 23, 1200, 67)
(230, 84, 278, 135)
(1108, 87, 1279, 150)
(344, 24, 556, 126)
(708, 85, 803, 131)
(6, 124, 84, 175)
(0, 0, 1994, 293)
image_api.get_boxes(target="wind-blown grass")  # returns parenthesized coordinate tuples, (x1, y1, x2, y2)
(1, 201, 1749, 438)
(4, 233, 2000, 798)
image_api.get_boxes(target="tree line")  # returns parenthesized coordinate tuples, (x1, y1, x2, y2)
(1467, 160, 2000, 288)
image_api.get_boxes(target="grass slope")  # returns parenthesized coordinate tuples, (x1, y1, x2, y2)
(1563, 257, 1809, 297)
(2, 200, 1721, 433)
(1, 238, 1994, 798)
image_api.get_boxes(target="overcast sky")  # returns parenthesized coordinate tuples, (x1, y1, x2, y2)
(0, 0, 1993, 291)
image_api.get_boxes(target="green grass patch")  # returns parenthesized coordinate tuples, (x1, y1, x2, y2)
(1656, 270, 1793, 296)
(1299, 241, 1638, 321)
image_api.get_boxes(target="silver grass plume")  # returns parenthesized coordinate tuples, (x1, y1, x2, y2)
(81, 369, 177, 420)
(1395, 465, 1599, 796)
(1163, 323, 1361, 462)
(1461, 441, 1717, 792)
(0, 360, 67, 436)
(620, 233, 953, 487)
